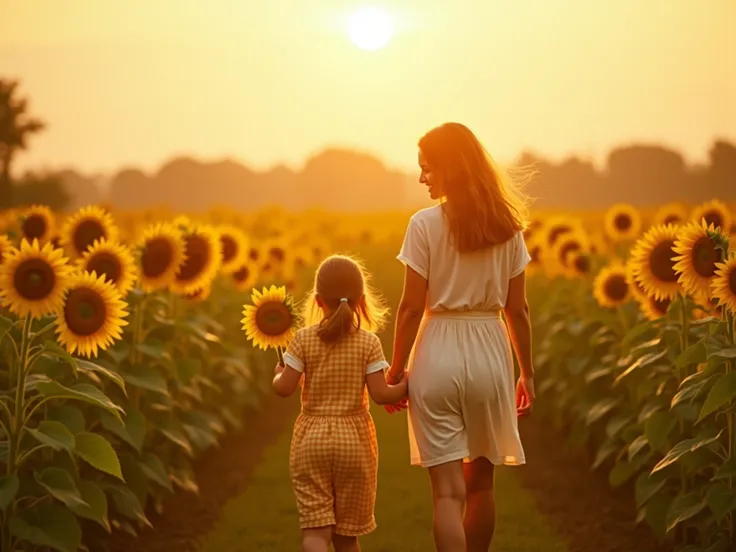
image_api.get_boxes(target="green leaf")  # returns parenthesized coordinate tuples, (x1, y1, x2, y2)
(158, 420, 194, 457)
(712, 455, 736, 481)
(106, 484, 152, 527)
(606, 414, 634, 438)
(76, 358, 126, 394)
(641, 491, 672, 538)
(708, 348, 736, 360)
(592, 439, 619, 470)
(697, 372, 736, 423)
(68, 479, 110, 532)
(34, 467, 88, 509)
(124, 365, 170, 395)
(666, 492, 707, 532)
(0, 315, 14, 340)
(651, 431, 723, 474)
(99, 408, 146, 452)
(671, 376, 714, 408)
(644, 412, 678, 452)
(586, 397, 620, 425)
(176, 358, 202, 385)
(46, 405, 86, 435)
(0, 474, 19, 510)
(635, 472, 667, 508)
(622, 320, 657, 348)
(9, 503, 82, 552)
(609, 459, 637, 487)
(136, 339, 168, 359)
(74, 432, 124, 480)
(706, 482, 736, 522)
(139, 453, 173, 492)
(637, 403, 661, 424)
(675, 340, 708, 369)
(36, 381, 124, 420)
(627, 435, 649, 462)
(26, 421, 75, 452)
(41, 341, 79, 377)
(614, 350, 669, 385)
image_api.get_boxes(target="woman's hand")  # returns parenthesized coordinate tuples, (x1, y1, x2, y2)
(516, 376, 535, 417)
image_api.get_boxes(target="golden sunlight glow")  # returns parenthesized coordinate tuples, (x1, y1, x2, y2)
(347, 6, 394, 51)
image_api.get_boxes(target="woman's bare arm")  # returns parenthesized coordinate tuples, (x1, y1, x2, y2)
(503, 271, 534, 379)
(387, 266, 427, 382)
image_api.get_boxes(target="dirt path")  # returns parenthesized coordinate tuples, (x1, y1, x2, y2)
(106, 394, 299, 552)
(516, 416, 674, 552)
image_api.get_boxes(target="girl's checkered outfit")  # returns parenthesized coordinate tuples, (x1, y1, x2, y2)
(284, 325, 388, 536)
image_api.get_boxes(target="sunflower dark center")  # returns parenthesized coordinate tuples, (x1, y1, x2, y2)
(22, 215, 47, 240)
(13, 258, 56, 300)
(269, 247, 286, 263)
(177, 234, 209, 282)
(649, 240, 678, 282)
(141, 237, 174, 278)
(233, 266, 250, 283)
(729, 268, 736, 295)
(254, 301, 293, 336)
(573, 255, 590, 274)
(664, 215, 682, 225)
(221, 236, 238, 263)
(64, 287, 106, 336)
(613, 213, 632, 232)
(559, 242, 581, 266)
(548, 226, 571, 247)
(248, 248, 260, 262)
(702, 210, 723, 229)
(87, 252, 122, 284)
(691, 236, 718, 278)
(603, 274, 628, 301)
(530, 246, 540, 263)
(73, 219, 106, 255)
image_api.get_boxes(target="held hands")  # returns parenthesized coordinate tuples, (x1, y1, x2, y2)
(274, 362, 285, 376)
(384, 368, 409, 414)
(516, 375, 536, 417)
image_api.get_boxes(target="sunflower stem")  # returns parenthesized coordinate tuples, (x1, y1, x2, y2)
(678, 293, 691, 497)
(3, 313, 32, 552)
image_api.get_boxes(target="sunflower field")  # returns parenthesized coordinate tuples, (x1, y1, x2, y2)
(0, 198, 735, 552)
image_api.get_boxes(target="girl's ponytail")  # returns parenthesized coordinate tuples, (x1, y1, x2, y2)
(317, 298, 355, 343)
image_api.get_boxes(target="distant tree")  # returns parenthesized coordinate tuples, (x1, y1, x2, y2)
(12, 171, 70, 210)
(0, 79, 46, 210)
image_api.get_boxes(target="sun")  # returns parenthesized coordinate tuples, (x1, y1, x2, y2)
(347, 6, 394, 51)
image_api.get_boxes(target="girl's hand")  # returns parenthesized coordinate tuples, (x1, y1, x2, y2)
(274, 362, 285, 376)
(384, 399, 408, 414)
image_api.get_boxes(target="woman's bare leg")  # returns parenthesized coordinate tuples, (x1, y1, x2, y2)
(463, 458, 496, 552)
(428, 460, 466, 552)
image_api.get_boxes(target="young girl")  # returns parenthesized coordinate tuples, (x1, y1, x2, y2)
(272, 254, 408, 552)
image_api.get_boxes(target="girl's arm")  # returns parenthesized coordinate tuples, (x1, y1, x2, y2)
(387, 265, 427, 383)
(366, 371, 408, 405)
(272, 363, 303, 397)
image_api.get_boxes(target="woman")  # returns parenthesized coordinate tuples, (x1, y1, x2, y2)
(386, 122, 536, 552)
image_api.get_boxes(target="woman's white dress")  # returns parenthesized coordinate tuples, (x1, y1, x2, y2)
(397, 205, 531, 468)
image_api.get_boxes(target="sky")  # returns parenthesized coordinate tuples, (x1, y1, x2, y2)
(1, 0, 734, 176)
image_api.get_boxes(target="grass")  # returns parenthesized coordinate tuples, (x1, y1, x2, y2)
(197, 397, 570, 552)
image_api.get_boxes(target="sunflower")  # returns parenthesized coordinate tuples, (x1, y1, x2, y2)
(626, 260, 649, 303)
(568, 251, 593, 278)
(241, 285, 297, 351)
(543, 217, 579, 248)
(593, 262, 629, 308)
(672, 220, 728, 298)
(170, 224, 222, 295)
(711, 257, 736, 315)
(523, 218, 544, 242)
(588, 232, 610, 256)
(60, 205, 119, 258)
(629, 224, 681, 301)
(639, 295, 672, 321)
(78, 239, 138, 296)
(56, 271, 128, 358)
(0, 234, 13, 265)
(0, 239, 73, 319)
(545, 230, 588, 277)
(691, 199, 732, 233)
(185, 284, 211, 303)
(231, 263, 257, 292)
(137, 223, 187, 292)
(218, 225, 249, 274)
(20, 205, 55, 243)
(526, 238, 544, 276)
(652, 203, 688, 228)
(604, 203, 642, 242)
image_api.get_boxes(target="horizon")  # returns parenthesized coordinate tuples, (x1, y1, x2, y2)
(2, 0, 733, 176)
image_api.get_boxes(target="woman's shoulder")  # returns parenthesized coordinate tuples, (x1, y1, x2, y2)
(410, 204, 443, 223)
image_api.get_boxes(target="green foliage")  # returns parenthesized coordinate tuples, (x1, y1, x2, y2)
(0, 282, 270, 551)
(530, 277, 736, 550)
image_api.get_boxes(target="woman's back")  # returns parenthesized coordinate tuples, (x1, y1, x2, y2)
(398, 204, 530, 313)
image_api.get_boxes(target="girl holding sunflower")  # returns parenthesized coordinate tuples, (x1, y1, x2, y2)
(268, 254, 407, 552)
